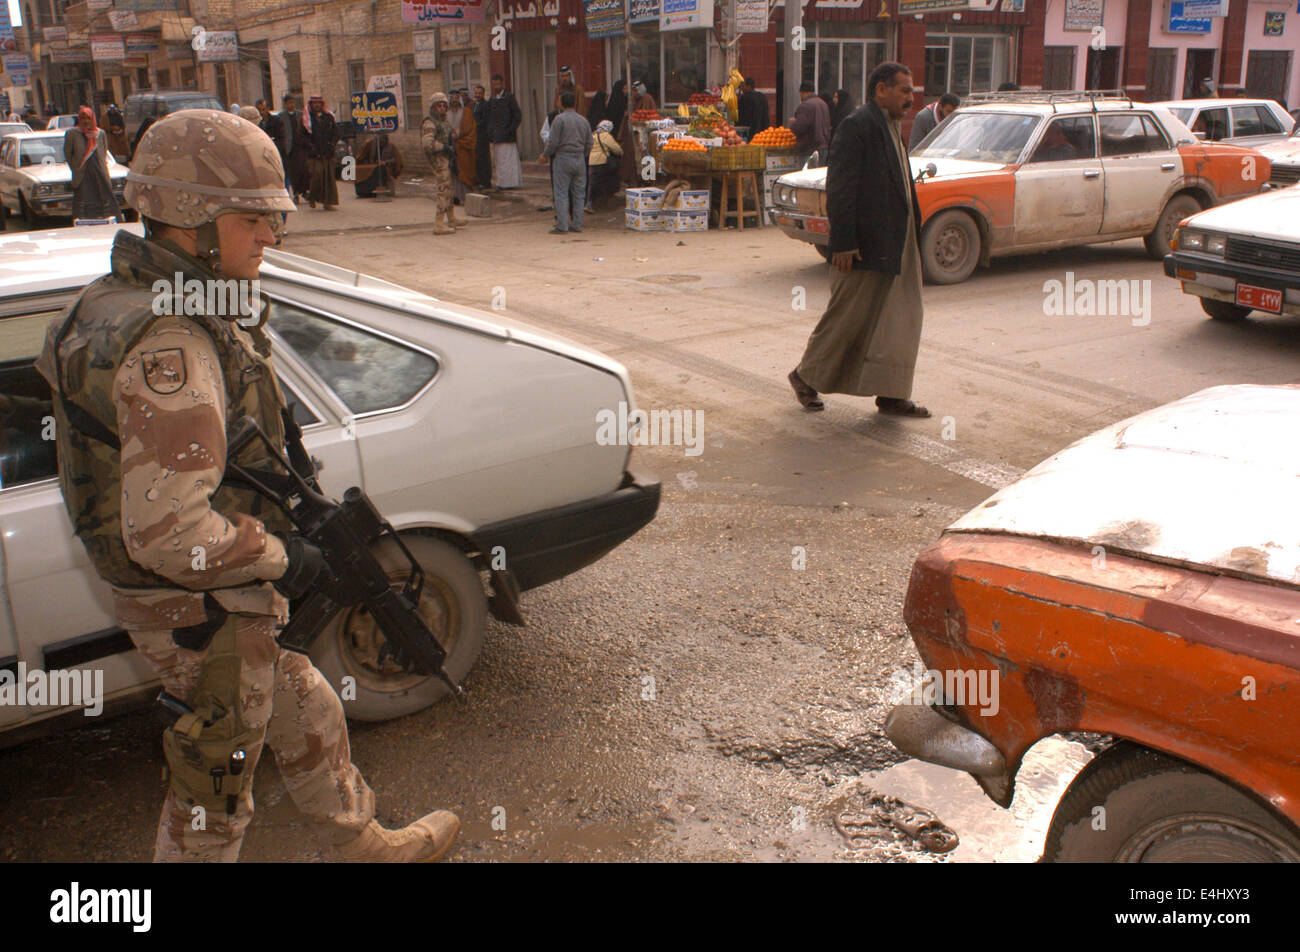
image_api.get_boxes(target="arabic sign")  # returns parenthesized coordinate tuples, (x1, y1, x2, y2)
(629, 0, 660, 21)
(898, 0, 967, 12)
(166, 43, 193, 60)
(52, 47, 94, 64)
(497, 0, 564, 23)
(352, 90, 399, 133)
(402, 0, 487, 23)
(368, 74, 405, 128)
(414, 31, 438, 70)
(196, 30, 239, 62)
(126, 34, 161, 54)
(736, 0, 768, 32)
(91, 34, 126, 60)
(662, 0, 712, 30)
(0, 4, 13, 51)
(43, 26, 69, 42)
(117, 0, 183, 9)
(1166, 1, 1211, 33)
(1063, 0, 1103, 30)
(585, 0, 626, 37)
(87, 0, 113, 9)
(1178, 0, 1226, 16)
(4, 54, 28, 73)
(107, 10, 140, 30)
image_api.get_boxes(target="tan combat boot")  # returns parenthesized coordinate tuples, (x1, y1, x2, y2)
(432, 221, 455, 235)
(336, 810, 460, 862)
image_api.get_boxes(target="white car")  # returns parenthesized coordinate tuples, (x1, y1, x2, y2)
(45, 114, 78, 131)
(1164, 183, 1300, 321)
(1257, 126, 1300, 188)
(0, 224, 660, 740)
(0, 131, 130, 227)
(1157, 98, 1295, 147)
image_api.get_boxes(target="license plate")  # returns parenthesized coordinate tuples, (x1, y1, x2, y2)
(1235, 283, 1283, 314)
(776, 214, 797, 228)
(806, 218, 829, 235)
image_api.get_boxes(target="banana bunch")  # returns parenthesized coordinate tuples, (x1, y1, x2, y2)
(721, 68, 744, 123)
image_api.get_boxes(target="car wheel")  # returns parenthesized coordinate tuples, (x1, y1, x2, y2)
(1144, 193, 1202, 259)
(815, 244, 832, 261)
(19, 195, 39, 230)
(921, 209, 981, 284)
(1200, 298, 1251, 322)
(309, 534, 487, 722)
(1042, 742, 1300, 862)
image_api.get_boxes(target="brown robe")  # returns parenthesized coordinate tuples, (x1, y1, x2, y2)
(796, 118, 924, 399)
(455, 107, 477, 189)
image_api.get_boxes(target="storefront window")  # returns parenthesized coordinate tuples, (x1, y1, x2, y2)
(628, 23, 662, 101)
(926, 32, 1012, 96)
(800, 36, 886, 104)
(663, 30, 707, 103)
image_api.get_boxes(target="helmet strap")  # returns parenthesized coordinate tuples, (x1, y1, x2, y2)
(196, 220, 223, 273)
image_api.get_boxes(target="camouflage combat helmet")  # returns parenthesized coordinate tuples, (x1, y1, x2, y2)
(125, 109, 295, 228)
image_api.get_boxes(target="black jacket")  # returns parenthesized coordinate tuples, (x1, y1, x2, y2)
(261, 112, 287, 160)
(306, 111, 337, 158)
(486, 91, 522, 143)
(826, 100, 923, 275)
(738, 89, 769, 138)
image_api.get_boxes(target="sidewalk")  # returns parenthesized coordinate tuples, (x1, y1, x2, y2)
(284, 165, 555, 236)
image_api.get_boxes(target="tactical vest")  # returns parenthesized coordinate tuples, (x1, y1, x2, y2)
(46, 236, 294, 590)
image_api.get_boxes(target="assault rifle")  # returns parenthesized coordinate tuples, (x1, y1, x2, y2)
(223, 415, 465, 698)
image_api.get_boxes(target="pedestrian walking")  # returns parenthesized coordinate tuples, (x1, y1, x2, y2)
(421, 93, 459, 234)
(789, 81, 831, 162)
(486, 75, 523, 190)
(908, 92, 959, 150)
(788, 62, 931, 419)
(63, 107, 122, 222)
(304, 95, 338, 210)
(281, 94, 310, 204)
(544, 90, 590, 234)
(586, 118, 622, 211)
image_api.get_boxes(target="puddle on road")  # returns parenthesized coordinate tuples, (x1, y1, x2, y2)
(868, 736, 1094, 862)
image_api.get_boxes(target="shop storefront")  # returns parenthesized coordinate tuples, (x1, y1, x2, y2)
(1042, 0, 1129, 90)
(1139, 2, 1229, 100)
(1238, 1, 1297, 107)
(800, 22, 891, 105)
(923, 25, 1017, 96)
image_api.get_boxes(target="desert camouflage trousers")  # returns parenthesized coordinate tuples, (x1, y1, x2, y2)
(431, 158, 453, 221)
(123, 592, 374, 862)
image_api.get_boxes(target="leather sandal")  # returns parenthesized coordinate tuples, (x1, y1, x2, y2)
(875, 396, 931, 418)
(789, 369, 825, 411)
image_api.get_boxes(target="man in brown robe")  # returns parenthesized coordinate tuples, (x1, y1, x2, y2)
(450, 89, 478, 193)
(788, 62, 930, 418)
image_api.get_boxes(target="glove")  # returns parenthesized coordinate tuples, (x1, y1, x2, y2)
(273, 535, 326, 600)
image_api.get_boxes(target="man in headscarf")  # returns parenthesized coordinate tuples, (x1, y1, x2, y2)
(586, 118, 622, 211)
(554, 66, 587, 118)
(304, 95, 339, 210)
(452, 89, 478, 194)
(619, 80, 657, 186)
(63, 106, 122, 223)
(421, 92, 459, 234)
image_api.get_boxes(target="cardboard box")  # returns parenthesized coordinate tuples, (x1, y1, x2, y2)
(668, 209, 708, 232)
(766, 152, 804, 173)
(625, 187, 665, 212)
(626, 210, 666, 231)
(667, 189, 710, 211)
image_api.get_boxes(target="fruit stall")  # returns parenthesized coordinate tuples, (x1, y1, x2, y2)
(624, 105, 806, 233)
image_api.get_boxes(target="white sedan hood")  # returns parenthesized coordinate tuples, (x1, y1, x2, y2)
(777, 155, 1006, 190)
(1181, 183, 1300, 243)
(1258, 135, 1300, 166)
(949, 385, 1300, 588)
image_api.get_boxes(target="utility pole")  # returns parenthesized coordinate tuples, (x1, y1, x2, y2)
(781, 0, 801, 126)
(725, 0, 738, 75)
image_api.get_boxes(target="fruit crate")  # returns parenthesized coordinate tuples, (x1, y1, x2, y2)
(708, 145, 766, 171)
(762, 145, 801, 155)
(660, 150, 710, 173)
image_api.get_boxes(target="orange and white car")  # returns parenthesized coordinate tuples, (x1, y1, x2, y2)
(768, 93, 1270, 284)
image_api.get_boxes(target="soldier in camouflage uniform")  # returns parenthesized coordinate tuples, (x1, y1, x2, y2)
(420, 93, 459, 235)
(35, 109, 459, 863)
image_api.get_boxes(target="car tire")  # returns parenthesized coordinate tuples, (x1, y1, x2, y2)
(921, 209, 981, 285)
(1144, 193, 1202, 259)
(1200, 298, 1251, 322)
(309, 534, 487, 722)
(815, 244, 832, 261)
(19, 195, 39, 230)
(1042, 742, 1300, 862)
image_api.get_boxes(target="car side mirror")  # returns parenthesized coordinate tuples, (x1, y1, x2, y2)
(914, 161, 937, 184)
(803, 150, 819, 170)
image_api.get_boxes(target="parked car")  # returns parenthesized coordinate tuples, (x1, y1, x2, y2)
(768, 93, 1270, 284)
(0, 223, 660, 742)
(1157, 98, 1294, 147)
(45, 114, 78, 131)
(122, 89, 224, 145)
(0, 131, 129, 228)
(0, 122, 32, 139)
(1163, 181, 1300, 321)
(887, 384, 1300, 861)
(1256, 125, 1300, 188)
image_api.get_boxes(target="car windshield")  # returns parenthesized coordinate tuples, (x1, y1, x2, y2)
(19, 139, 63, 167)
(1169, 107, 1193, 124)
(914, 112, 1040, 164)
